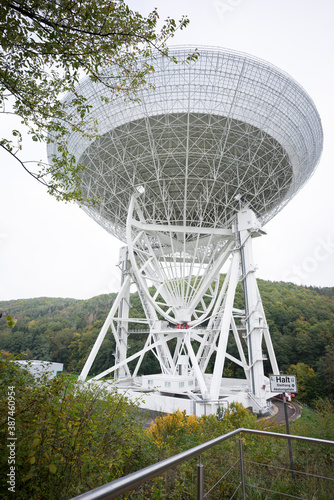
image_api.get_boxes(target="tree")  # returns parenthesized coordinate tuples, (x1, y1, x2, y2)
(288, 362, 323, 404)
(318, 345, 334, 398)
(0, 1, 196, 202)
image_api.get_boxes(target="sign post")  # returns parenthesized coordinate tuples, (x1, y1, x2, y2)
(270, 374, 298, 481)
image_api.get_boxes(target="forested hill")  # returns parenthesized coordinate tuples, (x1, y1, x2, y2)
(1, 279, 334, 403)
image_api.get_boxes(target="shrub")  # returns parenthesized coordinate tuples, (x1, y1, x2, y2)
(0, 356, 145, 499)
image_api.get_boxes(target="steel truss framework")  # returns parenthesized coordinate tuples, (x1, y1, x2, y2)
(79, 206, 279, 411)
(49, 47, 323, 413)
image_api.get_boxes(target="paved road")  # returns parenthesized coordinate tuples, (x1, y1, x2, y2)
(261, 398, 302, 426)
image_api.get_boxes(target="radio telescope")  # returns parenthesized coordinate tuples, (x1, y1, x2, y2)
(49, 46, 322, 415)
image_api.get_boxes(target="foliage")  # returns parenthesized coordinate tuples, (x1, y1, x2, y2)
(318, 345, 334, 398)
(6, 316, 16, 328)
(0, 351, 333, 499)
(288, 362, 321, 404)
(147, 410, 204, 454)
(0, 355, 146, 499)
(291, 397, 334, 441)
(0, 0, 196, 202)
(147, 403, 258, 453)
(141, 404, 258, 499)
(216, 401, 257, 427)
(142, 401, 334, 499)
(0, 314, 17, 328)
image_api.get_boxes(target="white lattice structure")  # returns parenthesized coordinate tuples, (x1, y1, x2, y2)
(49, 47, 322, 415)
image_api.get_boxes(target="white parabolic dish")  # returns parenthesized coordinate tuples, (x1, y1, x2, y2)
(48, 46, 323, 241)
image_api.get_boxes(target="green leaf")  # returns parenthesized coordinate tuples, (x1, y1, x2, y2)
(23, 470, 34, 482)
(6, 315, 17, 328)
(32, 437, 41, 447)
(49, 464, 57, 474)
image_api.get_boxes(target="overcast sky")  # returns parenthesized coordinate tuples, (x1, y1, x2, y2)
(1, 0, 334, 302)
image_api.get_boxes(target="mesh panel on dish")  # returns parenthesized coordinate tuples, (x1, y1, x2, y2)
(48, 46, 322, 241)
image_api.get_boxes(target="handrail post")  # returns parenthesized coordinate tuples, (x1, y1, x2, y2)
(197, 454, 204, 500)
(239, 436, 246, 500)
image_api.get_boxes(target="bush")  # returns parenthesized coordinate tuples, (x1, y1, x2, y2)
(0, 356, 146, 499)
(1, 353, 332, 500)
(141, 403, 259, 498)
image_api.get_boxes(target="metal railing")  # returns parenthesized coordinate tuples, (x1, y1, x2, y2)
(71, 428, 334, 500)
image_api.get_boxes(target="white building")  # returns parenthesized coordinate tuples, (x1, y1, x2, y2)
(15, 360, 63, 379)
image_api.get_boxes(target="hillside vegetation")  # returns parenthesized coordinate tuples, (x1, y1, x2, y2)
(0, 356, 333, 499)
(1, 278, 334, 404)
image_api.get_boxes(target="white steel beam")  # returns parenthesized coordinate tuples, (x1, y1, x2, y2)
(210, 250, 241, 400)
(184, 333, 209, 399)
(78, 273, 131, 381)
(115, 248, 131, 379)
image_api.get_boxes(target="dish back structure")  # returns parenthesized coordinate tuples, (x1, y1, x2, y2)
(49, 47, 322, 414)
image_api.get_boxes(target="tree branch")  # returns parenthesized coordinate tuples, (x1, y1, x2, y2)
(1, 143, 60, 192)
(8, 2, 160, 46)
